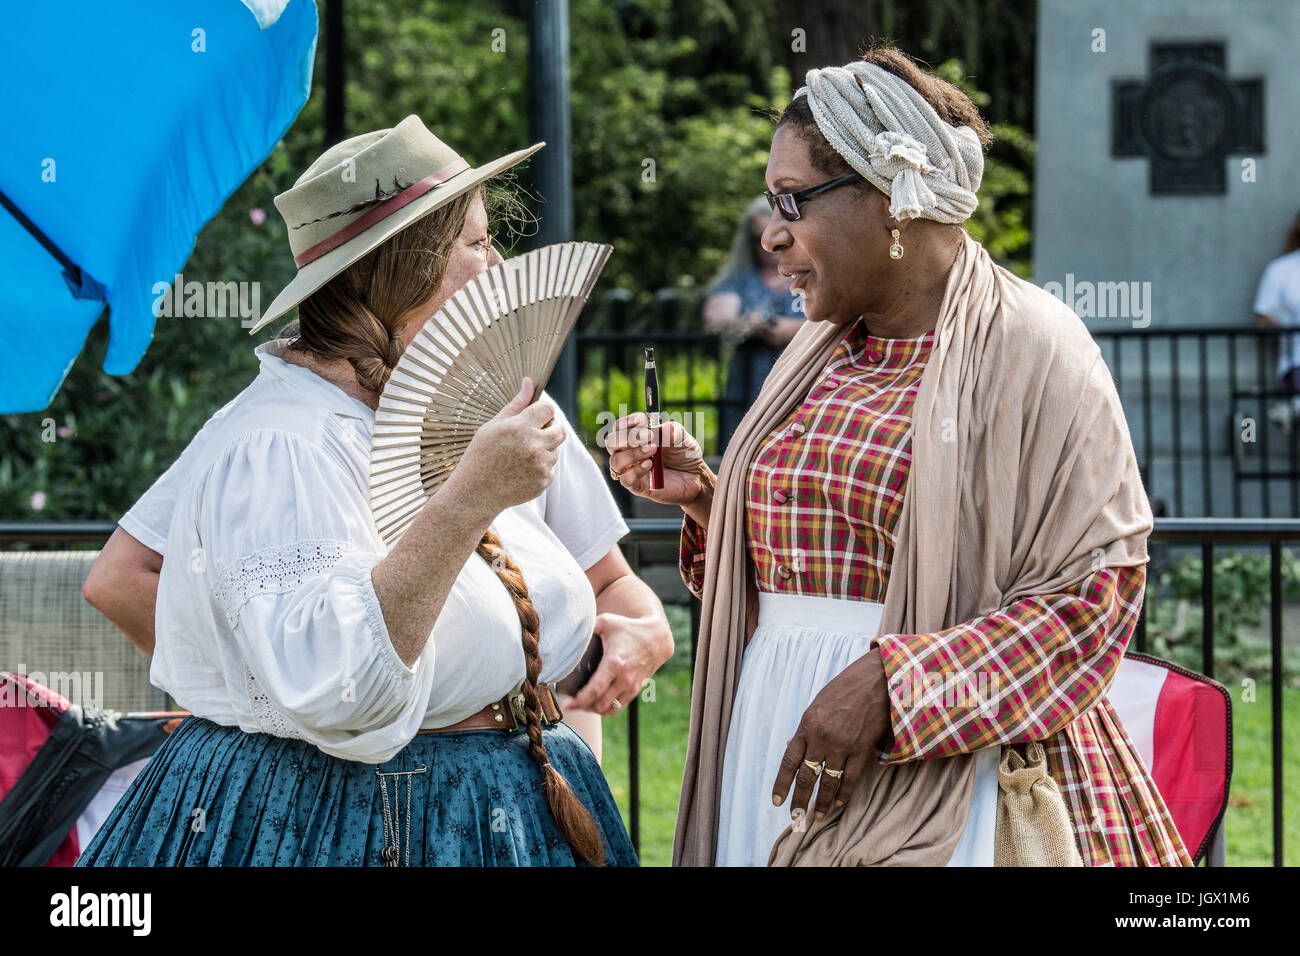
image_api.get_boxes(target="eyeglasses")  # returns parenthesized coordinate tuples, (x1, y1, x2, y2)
(763, 172, 861, 221)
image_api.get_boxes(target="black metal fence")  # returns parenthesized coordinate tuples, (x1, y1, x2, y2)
(578, 321, 1300, 517)
(1093, 325, 1300, 519)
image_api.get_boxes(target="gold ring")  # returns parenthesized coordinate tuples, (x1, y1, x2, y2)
(610, 698, 622, 713)
(609, 465, 622, 480)
(802, 758, 824, 776)
(822, 767, 844, 779)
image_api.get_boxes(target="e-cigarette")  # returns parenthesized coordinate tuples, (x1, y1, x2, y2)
(644, 346, 664, 490)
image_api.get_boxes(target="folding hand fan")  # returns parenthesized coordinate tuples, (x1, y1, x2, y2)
(369, 241, 613, 546)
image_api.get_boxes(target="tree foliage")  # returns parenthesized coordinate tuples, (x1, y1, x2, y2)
(1, 0, 1035, 522)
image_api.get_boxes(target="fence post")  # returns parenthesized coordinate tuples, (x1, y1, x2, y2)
(528, 0, 576, 420)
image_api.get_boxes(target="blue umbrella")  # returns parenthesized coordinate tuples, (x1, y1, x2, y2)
(0, 0, 318, 413)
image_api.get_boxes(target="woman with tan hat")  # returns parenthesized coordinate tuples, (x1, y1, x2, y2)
(607, 47, 1192, 867)
(75, 116, 638, 866)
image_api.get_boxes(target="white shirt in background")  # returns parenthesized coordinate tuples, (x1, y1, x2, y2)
(1254, 249, 1300, 378)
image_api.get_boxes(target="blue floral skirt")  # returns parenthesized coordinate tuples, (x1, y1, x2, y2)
(74, 715, 638, 867)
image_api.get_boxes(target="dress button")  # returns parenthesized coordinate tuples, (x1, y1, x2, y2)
(789, 421, 806, 436)
(773, 489, 788, 503)
(868, 351, 882, 363)
(777, 564, 793, 580)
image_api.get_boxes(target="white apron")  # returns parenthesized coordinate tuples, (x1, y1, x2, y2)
(714, 591, 1000, 866)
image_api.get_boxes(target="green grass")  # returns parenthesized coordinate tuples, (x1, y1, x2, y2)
(600, 605, 694, 867)
(1224, 684, 1299, 865)
(600, 607, 1298, 866)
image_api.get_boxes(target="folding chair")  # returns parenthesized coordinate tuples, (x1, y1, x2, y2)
(1108, 652, 1233, 865)
(0, 671, 185, 866)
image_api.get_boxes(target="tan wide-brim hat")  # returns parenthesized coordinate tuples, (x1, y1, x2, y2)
(248, 115, 543, 334)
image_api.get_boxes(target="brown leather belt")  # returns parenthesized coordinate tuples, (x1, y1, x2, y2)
(416, 682, 563, 734)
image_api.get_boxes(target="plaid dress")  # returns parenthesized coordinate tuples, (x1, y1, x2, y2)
(681, 315, 1192, 867)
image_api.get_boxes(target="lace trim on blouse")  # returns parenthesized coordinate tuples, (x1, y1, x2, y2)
(244, 666, 307, 741)
(212, 537, 360, 629)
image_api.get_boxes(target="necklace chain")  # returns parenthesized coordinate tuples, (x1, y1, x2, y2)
(376, 765, 426, 867)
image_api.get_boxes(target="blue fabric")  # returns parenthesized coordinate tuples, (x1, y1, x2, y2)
(713, 269, 802, 318)
(0, 0, 317, 413)
(714, 269, 805, 450)
(74, 716, 639, 867)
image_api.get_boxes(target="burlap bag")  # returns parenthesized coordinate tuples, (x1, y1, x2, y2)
(994, 741, 1084, 866)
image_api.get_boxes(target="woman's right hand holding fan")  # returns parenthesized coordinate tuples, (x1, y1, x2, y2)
(449, 377, 565, 518)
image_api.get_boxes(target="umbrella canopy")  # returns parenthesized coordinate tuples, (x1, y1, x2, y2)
(0, 0, 317, 413)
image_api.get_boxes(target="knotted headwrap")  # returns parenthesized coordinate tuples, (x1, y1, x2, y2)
(795, 61, 984, 224)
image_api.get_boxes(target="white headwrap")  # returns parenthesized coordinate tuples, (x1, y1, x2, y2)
(795, 61, 984, 224)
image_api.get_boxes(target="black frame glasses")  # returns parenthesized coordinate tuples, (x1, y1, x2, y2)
(763, 172, 862, 221)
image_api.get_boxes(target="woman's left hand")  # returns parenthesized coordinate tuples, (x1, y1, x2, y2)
(567, 610, 674, 717)
(772, 648, 893, 824)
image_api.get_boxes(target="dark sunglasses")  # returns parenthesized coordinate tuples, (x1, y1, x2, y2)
(763, 172, 861, 221)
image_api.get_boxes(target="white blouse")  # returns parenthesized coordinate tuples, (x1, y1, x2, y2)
(143, 342, 627, 763)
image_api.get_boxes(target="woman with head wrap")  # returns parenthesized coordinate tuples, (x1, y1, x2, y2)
(607, 47, 1193, 866)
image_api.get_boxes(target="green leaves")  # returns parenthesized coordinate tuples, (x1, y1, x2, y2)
(0, 3, 1039, 522)
(933, 59, 1035, 278)
(1146, 549, 1300, 687)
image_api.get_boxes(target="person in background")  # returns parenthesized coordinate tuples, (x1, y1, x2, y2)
(1253, 210, 1300, 432)
(705, 197, 806, 451)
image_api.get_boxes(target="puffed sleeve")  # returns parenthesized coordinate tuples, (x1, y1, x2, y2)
(197, 428, 437, 763)
(119, 397, 237, 556)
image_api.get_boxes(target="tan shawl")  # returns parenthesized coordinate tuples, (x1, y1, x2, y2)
(672, 230, 1152, 866)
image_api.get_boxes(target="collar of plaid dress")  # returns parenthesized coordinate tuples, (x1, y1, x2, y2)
(795, 61, 983, 224)
(248, 115, 543, 334)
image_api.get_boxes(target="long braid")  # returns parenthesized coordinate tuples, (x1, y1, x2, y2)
(476, 528, 606, 866)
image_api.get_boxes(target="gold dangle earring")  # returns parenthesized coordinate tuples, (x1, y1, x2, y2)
(889, 228, 904, 260)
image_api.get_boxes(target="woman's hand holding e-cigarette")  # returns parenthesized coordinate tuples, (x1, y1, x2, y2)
(604, 414, 716, 529)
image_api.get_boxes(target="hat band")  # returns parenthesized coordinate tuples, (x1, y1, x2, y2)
(292, 157, 471, 267)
